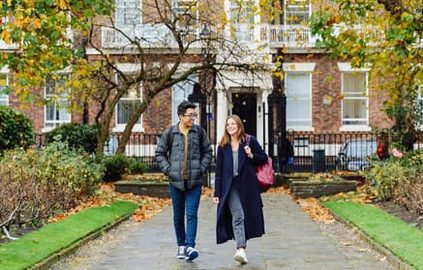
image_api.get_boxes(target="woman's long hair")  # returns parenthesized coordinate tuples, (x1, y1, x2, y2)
(219, 114, 247, 146)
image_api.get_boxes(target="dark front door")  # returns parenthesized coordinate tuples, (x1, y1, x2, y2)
(232, 92, 257, 136)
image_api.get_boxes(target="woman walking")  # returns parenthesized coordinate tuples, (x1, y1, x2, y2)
(213, 114, 267, 264)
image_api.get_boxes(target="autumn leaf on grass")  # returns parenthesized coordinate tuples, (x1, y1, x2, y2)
(320, 190, 372, 204)
(48, 213, 67, 223)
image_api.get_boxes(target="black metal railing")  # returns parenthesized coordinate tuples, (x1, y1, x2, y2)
(276, 131, 423, 173)
(35, 131, 423, 173)
(35, 133, 161, 172)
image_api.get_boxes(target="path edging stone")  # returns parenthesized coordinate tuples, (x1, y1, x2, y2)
(29, 212, 134, 270)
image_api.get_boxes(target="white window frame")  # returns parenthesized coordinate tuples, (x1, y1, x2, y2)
(338, 63, 370, 131)
(171, 77, 199, 125)
(113, 71, 144, 133)
(173, 0, 199, 32)
(284, 0, 311, 25)
(227, 0, 255, 42)
(43, 74, 71, 132)
(0, 69, 9, 106)
(284, 63, 315, 131)
(115, 0, 142, 36)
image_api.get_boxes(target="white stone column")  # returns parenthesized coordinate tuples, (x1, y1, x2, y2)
(216, 88, 229, 146)
(256, 90, 264, 145)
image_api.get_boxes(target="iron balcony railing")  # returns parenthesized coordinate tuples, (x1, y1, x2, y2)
(101, 23, 317, 49)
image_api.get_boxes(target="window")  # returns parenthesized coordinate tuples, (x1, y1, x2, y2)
(44, 74, 71, 129)
(115, 0, 141, 28)
(0, 73, 9, 106)
(286, 72, 312, 128)
(341, 72, 368, 126)
(272, 0, 310, 25)
(115, 75, 143, 130)
(171, 76, 198, 125)
(285, 0, 310, 25)
(174, 0, 198, 31)
(229, 0, 255, 41)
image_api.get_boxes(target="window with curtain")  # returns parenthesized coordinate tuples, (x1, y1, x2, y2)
(116, 77, 142, 127)
(229, 0, 254, 41)
(342, 72, 368, 126)
(0, 73, 9, 106)
(286, 72, 312, 128)
(115, 0, 141, 28)
(44, 74, 71, 128)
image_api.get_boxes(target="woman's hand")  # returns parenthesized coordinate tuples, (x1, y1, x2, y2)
(213, 197, 219, 204)
(244, 145, 253, 158)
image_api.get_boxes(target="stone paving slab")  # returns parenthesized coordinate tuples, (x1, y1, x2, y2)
(52, 194, 394, 270)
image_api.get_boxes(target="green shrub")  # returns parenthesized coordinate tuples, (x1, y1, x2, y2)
(0, 105, 34, 153)
(102, 154, 129, 181)
(45, 123, 97, 154)
(127, 158, 148, 174)
(0, 142, 104, 228)
(37, 141, 104, 200)
(365, 159, 406, 200)
(364, 150, 423, 214)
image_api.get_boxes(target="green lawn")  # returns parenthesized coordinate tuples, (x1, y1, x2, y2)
(0, 201, 138, 270)
(324, 201, 423, 270)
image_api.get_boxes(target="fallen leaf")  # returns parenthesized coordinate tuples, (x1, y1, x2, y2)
(296, 197, 335, 224)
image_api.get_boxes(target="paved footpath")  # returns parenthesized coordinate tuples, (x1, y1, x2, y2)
(52, 194, 394, 270)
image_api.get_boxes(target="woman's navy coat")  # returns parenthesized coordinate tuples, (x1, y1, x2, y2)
(214, 136, 267, 244)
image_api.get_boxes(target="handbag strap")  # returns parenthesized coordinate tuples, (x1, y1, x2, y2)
(245, 134, 251, 146)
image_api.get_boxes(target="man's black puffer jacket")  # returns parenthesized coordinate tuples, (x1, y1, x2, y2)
(155, 124, 213, 191)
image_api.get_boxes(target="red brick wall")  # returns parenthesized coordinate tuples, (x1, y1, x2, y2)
(4, 54, 393, 135)
(284, 53, 392, 132)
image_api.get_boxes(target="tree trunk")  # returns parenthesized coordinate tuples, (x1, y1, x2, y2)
(116, 99, 151, 154)
(95, 104, 117, 158)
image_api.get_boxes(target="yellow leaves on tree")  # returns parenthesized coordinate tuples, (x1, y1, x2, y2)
(55, 0, 69, 10)
(32, 18, 42, 29)
(1, 31, 10, 44)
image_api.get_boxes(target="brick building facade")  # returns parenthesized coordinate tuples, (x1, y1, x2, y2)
(1, 0, 396, 152)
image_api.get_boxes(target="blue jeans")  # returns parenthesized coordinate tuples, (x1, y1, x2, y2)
(169, 184, 202, 248)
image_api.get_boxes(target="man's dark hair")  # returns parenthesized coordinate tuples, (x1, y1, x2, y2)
(177, 100, 196, 116)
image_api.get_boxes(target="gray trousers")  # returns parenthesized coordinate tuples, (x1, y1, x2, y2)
(228, 184, 246, 249)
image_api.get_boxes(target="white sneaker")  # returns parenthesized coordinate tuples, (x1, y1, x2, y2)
(185, 246, 199, 261)
(234, 248, 248, 264)
(176, 246, 186, 259)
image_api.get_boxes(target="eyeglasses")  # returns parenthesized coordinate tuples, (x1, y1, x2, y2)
(183, 113, 198, 119)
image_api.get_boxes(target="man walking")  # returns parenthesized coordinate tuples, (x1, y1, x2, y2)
(155, 100, 212, 261)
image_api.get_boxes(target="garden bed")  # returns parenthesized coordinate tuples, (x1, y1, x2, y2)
(376, 201, 423, 230)
(115, 180, 169, 198)
(116, 173, 169, 198)
(287, 173, 358, 198)
(291, 180, 357, 198)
